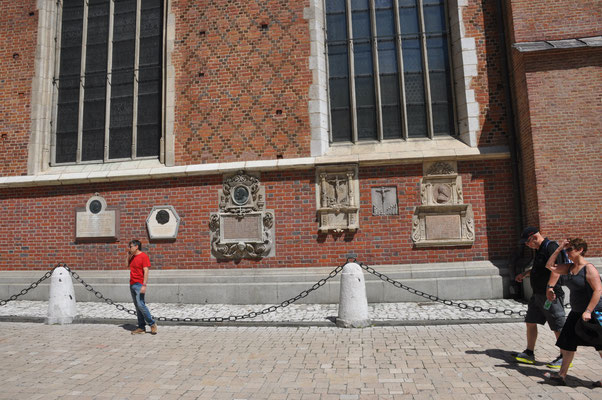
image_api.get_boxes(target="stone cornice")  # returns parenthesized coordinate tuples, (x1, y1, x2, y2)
(0, 145, 510, 188)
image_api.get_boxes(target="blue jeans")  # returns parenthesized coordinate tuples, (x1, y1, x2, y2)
(130, 283, 155, 329)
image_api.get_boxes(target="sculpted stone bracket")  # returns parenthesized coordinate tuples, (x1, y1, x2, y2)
(210, 171, 274, 260)
(412, 161, 475, 247)
(316, 165, 359, 233)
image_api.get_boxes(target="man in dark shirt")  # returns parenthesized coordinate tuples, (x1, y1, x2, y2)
(514, 227, 567, 368)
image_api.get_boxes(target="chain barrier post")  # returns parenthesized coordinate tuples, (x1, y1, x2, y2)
(337, 261, 371, 328)
(47, 265, 77, 324)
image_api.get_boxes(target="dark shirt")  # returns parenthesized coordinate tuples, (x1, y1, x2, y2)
(529, 238, 564, 296)
(565, 264, 602, 312)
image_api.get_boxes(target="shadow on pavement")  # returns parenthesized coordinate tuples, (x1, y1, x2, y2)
(467, 349, 595, 388)
(118, 323, 138, 332)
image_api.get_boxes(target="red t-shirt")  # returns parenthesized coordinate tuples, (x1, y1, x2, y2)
(129, 252, 151, 285)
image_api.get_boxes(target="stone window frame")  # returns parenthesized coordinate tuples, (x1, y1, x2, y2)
(307, 0, 480, 156)
(28, 0, 175, 175)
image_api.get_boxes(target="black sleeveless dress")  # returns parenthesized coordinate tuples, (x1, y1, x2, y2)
(556, 264, 602, 351)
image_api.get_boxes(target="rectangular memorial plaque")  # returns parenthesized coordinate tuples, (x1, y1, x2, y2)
(75, 208, 119, 241)
(425, 214, 461, 240)
(221, 213, 263, 243)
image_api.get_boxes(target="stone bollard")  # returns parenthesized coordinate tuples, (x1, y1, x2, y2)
(46, 266, 77, 324)
(337, 262, 371, 328)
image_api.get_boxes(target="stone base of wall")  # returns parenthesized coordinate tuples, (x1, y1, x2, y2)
(0, 260, 520, 304)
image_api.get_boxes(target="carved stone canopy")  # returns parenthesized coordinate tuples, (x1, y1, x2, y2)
(210, 171, 274, 260)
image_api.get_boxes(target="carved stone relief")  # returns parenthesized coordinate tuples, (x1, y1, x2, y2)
(210, 171, 274, 260)
(371, 186, 398, 216)
(412, 161, 475, 247)
(316, 165, 359, 233)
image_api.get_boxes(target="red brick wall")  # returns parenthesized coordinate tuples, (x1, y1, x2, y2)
(507, 0, 602, 43)
(0, 160, 517, 270)
(462, 0, 511, 147)
(522, 48, 602, 255)
(0, 1, 37, 175)
(171, 0, 312, 164)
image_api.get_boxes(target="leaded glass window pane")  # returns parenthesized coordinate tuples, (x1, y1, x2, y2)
(325, 0, 454, 142)
(53, 0, 163, 164)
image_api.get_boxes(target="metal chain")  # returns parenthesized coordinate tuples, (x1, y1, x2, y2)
(66, 266, 139, 316)
(0, 266, 57, 306)
(2, 259, 531, 319)
(152, 262, 346, 323)
(67, 261, 347, 322)
(357, 261, 528, 317)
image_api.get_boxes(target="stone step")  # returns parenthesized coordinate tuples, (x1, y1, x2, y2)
(0, 261, 511, 304)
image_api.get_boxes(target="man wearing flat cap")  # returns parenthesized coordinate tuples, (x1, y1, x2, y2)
(514, 227, 569, 368)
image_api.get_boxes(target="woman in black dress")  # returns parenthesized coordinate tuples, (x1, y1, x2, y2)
(544, 238, 602, 386)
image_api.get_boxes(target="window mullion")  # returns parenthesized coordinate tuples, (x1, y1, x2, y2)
(346, 0, 358, 143)
(392, 0, 408, 140)
(159, 0, 167, 163)
(77, 0, 90, 163)
(103, 0, 115, 162)
(417, 0, 434, 139)
(50, 0, 64, 165)
(443, 1, 458, 136)
(132, 0, 142, 159)
(369, 0, 383, 141)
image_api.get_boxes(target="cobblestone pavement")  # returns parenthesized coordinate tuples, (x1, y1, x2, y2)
(0, 300, 527, 324)
(1, 321, 602, 399)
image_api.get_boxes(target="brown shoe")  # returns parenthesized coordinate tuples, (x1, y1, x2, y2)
(150, 323, 158, 335)
(131, 328, 145, 335)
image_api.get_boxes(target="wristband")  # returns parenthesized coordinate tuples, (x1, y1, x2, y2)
(546, 285, 554, 289)
(585, 309, 592, 313)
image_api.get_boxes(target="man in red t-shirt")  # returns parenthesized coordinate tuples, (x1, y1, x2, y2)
(127, 239, 157, 335)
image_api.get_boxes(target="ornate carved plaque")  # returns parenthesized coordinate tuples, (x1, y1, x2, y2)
(75, 194, 119, 241)
(146, 206, 181, 240)
(210, 171, 275, 260)
(316, 165, 359, 232)
(412, 161, 474, 247)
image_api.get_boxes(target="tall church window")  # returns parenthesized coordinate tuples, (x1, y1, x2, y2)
(53, 0, 163, 164)
(326, 0, 454, 142)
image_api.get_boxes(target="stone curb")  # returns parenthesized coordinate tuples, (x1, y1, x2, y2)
(0, 315, 524, 327)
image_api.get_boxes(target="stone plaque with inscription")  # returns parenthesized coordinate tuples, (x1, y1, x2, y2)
(146, 206, 181, 240)
(221, 213, 263, 243)
(75, 194, 119, 241)
(425, 215, 461, 240)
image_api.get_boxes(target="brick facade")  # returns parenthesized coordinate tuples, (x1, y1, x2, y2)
(0, 159, 515, 270)
(4, 0, 598, 275)
(506, 0, 602, 255)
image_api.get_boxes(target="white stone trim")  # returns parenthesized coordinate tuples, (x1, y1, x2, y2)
(28, 0, 175, 174)
(305, 0, 330, 156)
(1, 144, 510, 188)
(448, 0, 479, 147)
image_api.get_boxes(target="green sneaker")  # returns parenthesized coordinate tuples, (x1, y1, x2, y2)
(546, 355, 573, 369)
(515, 351, 535, 364)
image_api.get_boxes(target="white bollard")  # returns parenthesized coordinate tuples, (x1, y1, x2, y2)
(46, 266, 77, 324)
(337, 262, 371, 328)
